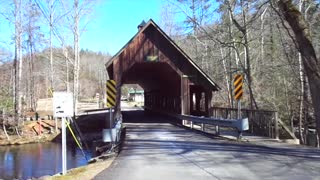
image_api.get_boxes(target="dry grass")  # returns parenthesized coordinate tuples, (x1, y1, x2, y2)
(44, 156, 115, 180)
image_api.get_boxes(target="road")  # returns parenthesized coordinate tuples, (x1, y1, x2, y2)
(95, 111, 320, 180)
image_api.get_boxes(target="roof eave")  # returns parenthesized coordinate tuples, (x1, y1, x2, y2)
(148, 20, 221, 91)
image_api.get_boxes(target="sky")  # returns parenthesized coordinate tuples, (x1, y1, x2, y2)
(0, 0, 163, 57)
(80, 0, 163, 55)
(0, 0, 218, 57)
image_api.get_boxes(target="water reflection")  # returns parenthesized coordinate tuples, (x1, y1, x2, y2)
(0, 142, 91, 180)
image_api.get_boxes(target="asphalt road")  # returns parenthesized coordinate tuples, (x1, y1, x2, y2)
(94, 111, 320, 180)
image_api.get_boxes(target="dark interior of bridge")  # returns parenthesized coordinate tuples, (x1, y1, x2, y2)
(122, 62, 181, 97)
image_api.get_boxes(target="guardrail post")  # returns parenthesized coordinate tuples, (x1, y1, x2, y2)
(215, 125, 220, 135)
(275, 112, 279, 140)
(201, 123, 205, 131)
(238, 131, 242, 140)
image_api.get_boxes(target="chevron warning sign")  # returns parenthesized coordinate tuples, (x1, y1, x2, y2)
(234, 74, 243, 100)
(106, 80, 116, 107)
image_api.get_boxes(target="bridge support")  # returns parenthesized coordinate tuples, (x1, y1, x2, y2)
(181, 75, 190, 125)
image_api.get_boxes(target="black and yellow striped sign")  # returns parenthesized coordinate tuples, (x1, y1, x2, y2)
(106, 80, 116, 107)
(48, 87, 54, 97)
(234, 74, 243, 100)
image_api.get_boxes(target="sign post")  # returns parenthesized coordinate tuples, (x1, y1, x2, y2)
(61, 117, 66, 174)
(234, 74, 243, 138)
(105, 80, 117, 145)
(53, 92, 74, 175)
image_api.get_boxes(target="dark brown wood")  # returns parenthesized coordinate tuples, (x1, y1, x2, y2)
(181, 76, 190, 115)
(107, 20, 218, 118)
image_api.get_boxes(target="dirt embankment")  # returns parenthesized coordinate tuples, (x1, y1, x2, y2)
(0, 120, 60, 145)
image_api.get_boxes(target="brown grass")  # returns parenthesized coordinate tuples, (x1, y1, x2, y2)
(43, 156, 115, 180)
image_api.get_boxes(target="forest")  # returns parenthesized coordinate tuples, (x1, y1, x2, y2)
(0, 0, 110, 138)
(0, 0, 320, 146)
(160, 0, 320, 145)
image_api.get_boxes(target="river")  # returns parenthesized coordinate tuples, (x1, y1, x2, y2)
(0, 142, 92, 180)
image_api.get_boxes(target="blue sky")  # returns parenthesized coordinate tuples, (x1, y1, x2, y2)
(80, 0, 163, 55)
(0, 0, 218, 57)
(0, 0, 163, 56)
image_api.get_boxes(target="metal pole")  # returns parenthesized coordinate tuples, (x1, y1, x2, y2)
(237, 100, 241, 119)
(61, 117, 67, 175)
(110, 107, 113, 146)
(275, 112, 279, 140)
(237, 100, 242, 139)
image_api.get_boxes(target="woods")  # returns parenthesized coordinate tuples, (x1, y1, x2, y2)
(276, 0, 320, 145)
(0, 0, 110, 137)
(161, 0, 320, 146)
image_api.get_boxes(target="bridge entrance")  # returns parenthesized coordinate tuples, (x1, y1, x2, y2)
(106, 19, 219, 122)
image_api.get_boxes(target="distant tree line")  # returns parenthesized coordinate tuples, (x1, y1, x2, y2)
(0, 0, 109, 133)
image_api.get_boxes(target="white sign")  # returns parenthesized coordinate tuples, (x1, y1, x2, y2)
(53, 92, 74, 118)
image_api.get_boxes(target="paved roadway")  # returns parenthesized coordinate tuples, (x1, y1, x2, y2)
(95, 110, 320, 180)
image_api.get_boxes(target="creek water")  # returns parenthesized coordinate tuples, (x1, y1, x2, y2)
(0, 142, 92, 180)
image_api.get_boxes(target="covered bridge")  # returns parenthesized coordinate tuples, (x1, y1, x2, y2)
(106, 19, 219, 121)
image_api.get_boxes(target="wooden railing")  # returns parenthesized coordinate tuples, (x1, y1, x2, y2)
(209, 107, 296, 140)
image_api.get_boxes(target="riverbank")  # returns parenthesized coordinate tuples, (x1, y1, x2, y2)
(41, 155, 116, 180)
(0, 133, 60, 145)
(0, 120, 60, 145)
(0, 112, 117, 179)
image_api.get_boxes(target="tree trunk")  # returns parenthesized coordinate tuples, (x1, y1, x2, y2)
(220, 47, 232, 107)
(228, 0, 258, 110)
(298, 53, 305, 144)
(2, 109, 10, 140)
(227, 10, 235, 108)
(65, 50, 70, 92)
(260, 7, 268, 68)
(3, 124, 9, 140)
(73, 0, 80, 116)
(13, 0, 22, 123)
(49, 0, 54, 92)
(277, 0, 320, 146)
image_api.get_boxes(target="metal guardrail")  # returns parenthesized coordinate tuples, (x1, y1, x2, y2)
(174, 114, 249, 132)
(147, 108, 249, 136)
(77, 108, 111, 116)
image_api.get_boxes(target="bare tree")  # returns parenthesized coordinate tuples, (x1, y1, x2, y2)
(226, 0, 269, 110)
(276, 0, 320, 145)
(25, 0, 42, 112)
(73, 0, 80, 115)
(13, 0, 23, 121)
(66, 0, 95, 115)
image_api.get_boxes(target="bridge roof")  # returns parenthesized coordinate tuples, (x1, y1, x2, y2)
(106, 19, 220, 91)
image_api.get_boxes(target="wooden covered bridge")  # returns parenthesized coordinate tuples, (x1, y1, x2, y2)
(106, 19, 219, 121)
(105, 19, 293, 140)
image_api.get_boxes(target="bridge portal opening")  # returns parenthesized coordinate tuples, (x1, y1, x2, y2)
(121, 62, 181, 113)
(121, 84, 144, 105)
(106, 19, 219, 122)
